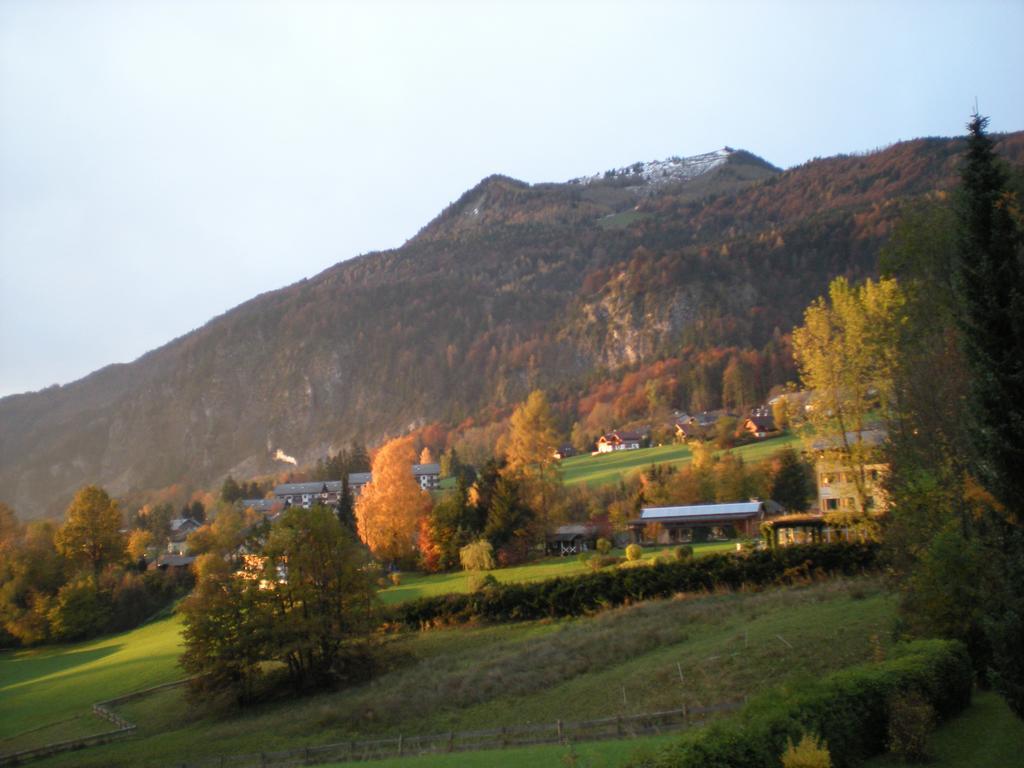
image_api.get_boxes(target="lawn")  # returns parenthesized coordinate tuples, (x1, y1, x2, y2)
(864, 690, 1024, 767)
(558, 433, 801, 489)
(22, 576, 896, 767)
(0, 614, 184, 752)
(323, 731, 680, 767)
(377, 541, 736, 605)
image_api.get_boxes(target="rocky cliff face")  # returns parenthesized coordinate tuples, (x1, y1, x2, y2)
(2, 136, 1021, 518)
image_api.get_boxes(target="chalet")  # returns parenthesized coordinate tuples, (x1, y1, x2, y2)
(629, 500, 785, 544)
(810, 428, 889, 515)
(166, 517, 201, 554)
(762, 514, 829, 547)
(743, 413, 776, 438)
(674, 419, 704, 442)
(596, 429, 645, 453)
(547, 524, 600, 556)
(553, 444, 576, 460)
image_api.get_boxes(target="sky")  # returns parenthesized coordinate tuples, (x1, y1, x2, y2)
(1, 0, 1022, 398)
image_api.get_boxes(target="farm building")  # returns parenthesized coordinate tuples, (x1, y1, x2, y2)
(547, 524, 601, 556)
(629, 500, 785, 544)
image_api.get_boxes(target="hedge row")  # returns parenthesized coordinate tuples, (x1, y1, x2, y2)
(389, 542, 879, 628)
(627, 639, 973, 768)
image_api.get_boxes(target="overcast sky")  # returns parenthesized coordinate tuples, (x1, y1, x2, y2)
(1, 0, 1022, 398)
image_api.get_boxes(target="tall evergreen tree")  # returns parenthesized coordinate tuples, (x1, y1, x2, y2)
(955, 114, 1024, 522)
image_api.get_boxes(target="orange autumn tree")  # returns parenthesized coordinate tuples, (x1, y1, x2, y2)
(355, 435, 431, 563)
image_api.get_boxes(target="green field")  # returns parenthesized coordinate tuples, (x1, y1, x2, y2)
(0, 614, 184, 753)
(558, 433, 801, 488)
(378, 542, 736, 604)
(8, 576, 895, 767)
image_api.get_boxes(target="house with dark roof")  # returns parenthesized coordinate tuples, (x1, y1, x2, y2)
(629, 500, 784, 544)
(597, 429, 646, 453)
(273, 481, 345, 509)
(743, 413, 777, 438)
(412, 463, 441, 490)
(546, 524, 600, 556)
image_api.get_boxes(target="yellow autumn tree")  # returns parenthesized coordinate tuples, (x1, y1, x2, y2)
(355, 435, 431, 562)
(793, 276, 905, 526)
(502, 390, 561, 536)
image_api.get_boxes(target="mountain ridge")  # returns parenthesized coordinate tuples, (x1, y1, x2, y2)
(3, 133, 1023, 518)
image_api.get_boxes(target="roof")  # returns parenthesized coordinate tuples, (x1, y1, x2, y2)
(601, 429, 645, 442)
(552, 524, 599, 536)
(412, 463, 441, 476)
(154, 554, 196, 568)
(766, 514, 827, 528)
(746, 414, 776, 431)
(633, 501, 784, 526)
(240, 498, 278, 513)
(348, 472, 372, 484)
(169, 517, 200, 532)
(274, 481, 343, 496)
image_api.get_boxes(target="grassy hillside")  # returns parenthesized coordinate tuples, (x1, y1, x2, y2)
(559, 433, 801, 488)
(0, 614, 183, 753)
(17, 577, 894, 767)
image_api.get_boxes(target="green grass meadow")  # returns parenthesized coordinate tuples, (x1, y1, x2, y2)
(558, 433, 801, 489)
(8, 576, 896, 767)
(377, 541, 736, 605)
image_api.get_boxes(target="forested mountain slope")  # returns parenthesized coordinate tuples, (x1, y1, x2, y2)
(3, 134, 1022, 517)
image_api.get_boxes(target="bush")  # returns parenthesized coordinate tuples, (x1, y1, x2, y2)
(782, 734, 832, 768)
(596, 538, 612, 555)
(586, 555, 622, 571)
(625, 639, 971, 768)
(391, 542, 880, 629)
(460, 540, 495, 571)
(625, 543, 643, 561)
(675, 545, 694, 561)
(389, 572, 402, 586)
(887, 690, 935, 763)
(468, 573, 499, 592)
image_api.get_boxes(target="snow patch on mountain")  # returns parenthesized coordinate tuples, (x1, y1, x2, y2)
(570, 148, 733, 187)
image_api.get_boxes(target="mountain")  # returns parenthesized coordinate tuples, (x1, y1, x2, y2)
(2, 135, 1022, 518)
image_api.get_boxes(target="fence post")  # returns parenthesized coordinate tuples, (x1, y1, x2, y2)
(616, 715, 623, 737)
(556, 719, 563, 744)
(682, 703, 688, 725)
(398, 735, 403, 756)
(448, 731, 454, 752)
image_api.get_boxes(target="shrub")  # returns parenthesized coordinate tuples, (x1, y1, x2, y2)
(468, 573, 499, 592)
(625, 543, 643, 561)
(782, 734, 832, 768)
(675, 545, 694, 561)
(391, 542, 880, 629)
(587, 555, 622, 571)
(624, 639, 971, 768)
(460, 540, 495, 571)
(389, 572, 402, 586)
(887, 690, 935, 763)
(596, 538, 612, 555)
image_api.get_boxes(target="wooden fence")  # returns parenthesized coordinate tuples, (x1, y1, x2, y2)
(164, 701, 742, 768)
(0, 680, 188, 767)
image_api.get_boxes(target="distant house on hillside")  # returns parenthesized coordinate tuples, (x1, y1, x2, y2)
(674, 419, 704, 442)
(348, 472, 372, 497)
(629, 500, 784, 544)
(412, 463, 441, 491)
(273, 481, 344, 510)
(597, 429, 645, 453)
(238, 498, 281, 517)
(553, 444, 576, 460)
(148, 553, 196, 573)
(810, 428, 889, 516)
(546, 524, 600, 556)
(167, 517, 201, 554)
(743, 413, 777, 439)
